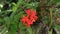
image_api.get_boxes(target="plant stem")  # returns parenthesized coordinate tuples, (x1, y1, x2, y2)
(50, 8, 53, 29)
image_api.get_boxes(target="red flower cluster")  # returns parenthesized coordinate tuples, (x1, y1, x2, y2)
(20, 9, 38, 27)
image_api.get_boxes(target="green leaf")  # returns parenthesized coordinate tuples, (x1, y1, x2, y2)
(3, 17, 10, 27)
(55, 0, 60, 2)
(48, 30, 52, 34)
(54, 25, 60, 34)
(9, 24, 17, 34)
(12, 3, 17, 12)
(27, 27, 33, 34)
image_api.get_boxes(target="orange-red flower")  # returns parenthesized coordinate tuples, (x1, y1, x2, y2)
(20, 9, 38, 27)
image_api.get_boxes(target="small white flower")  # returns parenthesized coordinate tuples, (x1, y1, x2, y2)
(6, 31, 8, 33)
(0, 4, 3, 8)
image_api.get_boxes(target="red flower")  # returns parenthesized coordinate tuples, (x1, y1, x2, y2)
(33, 16, 38, 20)
(24, 9, 31, 15)
(31, 10, 36, 16)
(20, 9, 38, 27)
(29, 16, 34, 22)
(21, 16, 28, 22)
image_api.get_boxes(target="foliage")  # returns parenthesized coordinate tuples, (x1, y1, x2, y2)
(0, 0, 60, 34)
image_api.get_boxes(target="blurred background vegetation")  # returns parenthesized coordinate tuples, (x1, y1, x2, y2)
(0, 0, 60, 34)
